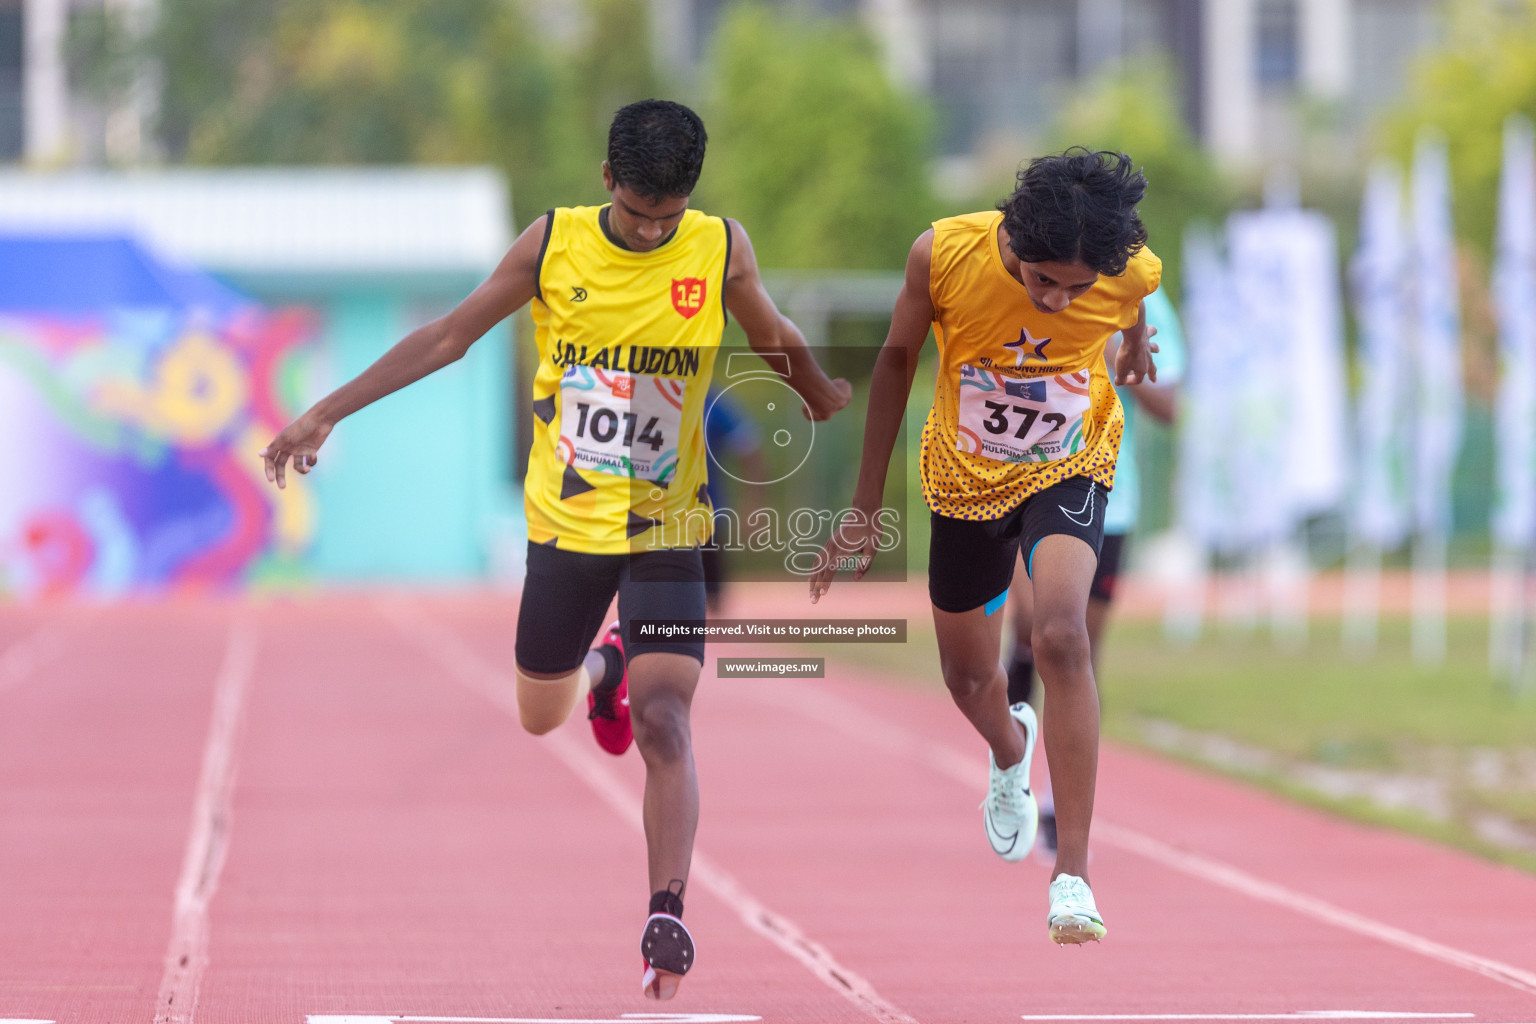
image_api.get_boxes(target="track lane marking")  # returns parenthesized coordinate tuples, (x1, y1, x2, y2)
(1091, 823, 1536, 999)
(307, 1015, 761, 1023)
(375, 600, 919, 1024)
(153, 617, 258, 1024)
(729, 678, 1536, 1000)
(1016, 1015, 1476, 1021)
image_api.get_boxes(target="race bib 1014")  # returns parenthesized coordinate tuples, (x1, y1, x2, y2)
(557, 365, 686, 482)
(954, 364, 1093, 464)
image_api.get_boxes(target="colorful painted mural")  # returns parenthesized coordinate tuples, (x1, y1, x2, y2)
(0, 302, 316, 597)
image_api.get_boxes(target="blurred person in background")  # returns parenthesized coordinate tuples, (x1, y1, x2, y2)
(701, 385, 768, 615)
(259, 99, 850, 1000)
(810, 149, 1160, 945)
(1005, 285, 1185, 858)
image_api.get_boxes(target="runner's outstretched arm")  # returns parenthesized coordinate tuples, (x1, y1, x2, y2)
(1105, 320, 1173, 422)
(808, 230, 935, 602)
(722, 219, 851, 422)
(259, 216, 550, 488)
(1113, 300, 1158, 386)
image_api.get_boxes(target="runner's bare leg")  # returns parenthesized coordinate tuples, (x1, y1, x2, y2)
(627, 651, 702, 894)
(933, 602, 1026, 769)
(1026, 533, 1100, 883)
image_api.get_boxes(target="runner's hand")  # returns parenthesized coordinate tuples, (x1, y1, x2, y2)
(1113, 325, 1158, 386)
(808, 508, 880, 604)
(801, 377, 853, 421)
(260, 411, 334, 490)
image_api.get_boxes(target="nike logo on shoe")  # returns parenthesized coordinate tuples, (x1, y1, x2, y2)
(984, 806, 1019, 853)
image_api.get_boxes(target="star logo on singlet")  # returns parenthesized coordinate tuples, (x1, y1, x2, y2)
(1004, 327, 1051, 367)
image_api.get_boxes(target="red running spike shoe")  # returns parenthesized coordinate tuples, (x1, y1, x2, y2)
(586, 622, 631, 756)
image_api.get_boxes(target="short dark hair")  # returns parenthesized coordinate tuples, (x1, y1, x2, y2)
(607, 99, 708, 200)
(999, 148, 1148, 276)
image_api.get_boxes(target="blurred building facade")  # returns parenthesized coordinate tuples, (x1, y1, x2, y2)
(653, 0, 1441, 168)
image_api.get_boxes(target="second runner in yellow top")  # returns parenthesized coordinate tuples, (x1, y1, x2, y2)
(920, 210, 1161, 521)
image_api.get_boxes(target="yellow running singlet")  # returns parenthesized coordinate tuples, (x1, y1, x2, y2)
(525, 206, 729, 553)
(920, 211, 1161, 520)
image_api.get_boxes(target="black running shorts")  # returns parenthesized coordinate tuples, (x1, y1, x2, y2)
(514, 543, 706, 673)
(700, 544, 724, 601)
(928, 475, 1107, 614)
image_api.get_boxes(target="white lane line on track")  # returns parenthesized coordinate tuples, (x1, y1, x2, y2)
(1016, 1015, 1475, 1021)
(153, 617, 258, 1024)
(308, 1015, 761, 1023)
(1091, 823, 1536, 999)
(374, 600, 919, 1024)
(730, 678, 1536, 1000)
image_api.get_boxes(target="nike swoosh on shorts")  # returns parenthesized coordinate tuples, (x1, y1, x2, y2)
(1060, 484, 1095, 528)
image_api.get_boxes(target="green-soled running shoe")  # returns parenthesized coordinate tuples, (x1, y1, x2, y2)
(1048, 873, 1107, 945)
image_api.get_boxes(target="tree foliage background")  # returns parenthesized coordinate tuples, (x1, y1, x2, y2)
(91, 0, 1536, 281)
(694, 3, 936, 270)
(137, 0, 634, 230)
(1379, 0, 1536, 258)
(79, 0, 1252, 280)
(104, 0, 934, 268)
(1041, 60, 1228, 305)
(1371, 0, 1536, 404)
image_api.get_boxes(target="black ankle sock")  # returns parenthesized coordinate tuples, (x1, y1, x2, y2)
(649, 888, 684, 919)
(592, 642, 624, 692)
(1006, 652, 1035, 706)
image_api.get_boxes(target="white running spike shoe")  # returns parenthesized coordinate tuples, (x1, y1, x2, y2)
(1047, 873, 1107, 944)
(980, 702, 1039, 862)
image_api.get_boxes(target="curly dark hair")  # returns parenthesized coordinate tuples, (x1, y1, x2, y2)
(606, 99, 708, 200)
(998, 148, 1148, 276)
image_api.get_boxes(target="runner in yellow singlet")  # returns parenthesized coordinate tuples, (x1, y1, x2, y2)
(809, 149, 1158, 945)
(260, 100, 850, 999)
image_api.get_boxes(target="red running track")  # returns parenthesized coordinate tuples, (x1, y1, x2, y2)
(1, 594, 1534, 1024)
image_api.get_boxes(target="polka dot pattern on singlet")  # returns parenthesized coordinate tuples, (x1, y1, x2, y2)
(919, 400, 1122, 521)
(917, 210, 1157, 523)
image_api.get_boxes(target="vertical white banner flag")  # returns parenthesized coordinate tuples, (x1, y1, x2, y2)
(1177, 226, 1237, 555)
(1351, 162, 1413, 550)
(1412, 131, 1463, 535)
(1410, 129, 1464, 664)
(1229, 207, 1350, 646)
(1225, 213, 1293, 551)
(1228, 209, 1350, 526)
(1492, 115, 1536, 548)
(1491, 114, 1536, 680)
(1170, 226, 1233, 640)
(1345, 162, 1412, 654)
